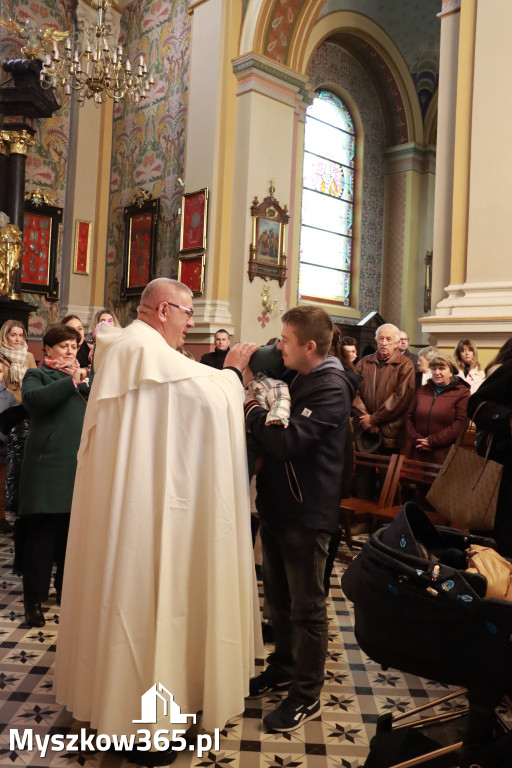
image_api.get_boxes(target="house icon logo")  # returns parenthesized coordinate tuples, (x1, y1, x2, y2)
(133, 683, 197, 726)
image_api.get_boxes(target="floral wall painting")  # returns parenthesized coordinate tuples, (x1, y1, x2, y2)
(106, 0, 192, 324)
(1, 0, 74, 335)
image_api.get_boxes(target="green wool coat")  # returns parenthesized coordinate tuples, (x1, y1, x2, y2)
(19, 366, 89, 517)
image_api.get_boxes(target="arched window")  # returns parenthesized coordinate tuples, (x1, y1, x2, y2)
(299, 90, 355, 306)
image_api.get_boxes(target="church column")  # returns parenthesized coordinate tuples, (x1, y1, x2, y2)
(381, 144, 436, 345)
(185, 1, 309, 347)
(0, 135, 9, 214)
(58, 0, 116, 329)
(421, 0, 512, 360)
(230, 55, 310, 341)
(181, 0, 241, 346)
(4, 130, 36, 232)
(430, 0, 460, 309)
(4, 129, 36, 297)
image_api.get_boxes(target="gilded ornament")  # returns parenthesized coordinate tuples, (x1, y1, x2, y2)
(0, 224, 22, 297)
(1, 130, 36, 156)
(0, 16, 71, 60)
(25, 187, 57, 207)
(129, 188, 152, 207)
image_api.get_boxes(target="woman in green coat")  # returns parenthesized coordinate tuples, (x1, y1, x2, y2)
(20, 325, 90, 628)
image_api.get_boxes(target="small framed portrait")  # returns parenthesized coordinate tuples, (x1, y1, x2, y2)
(73, 220, 91, 275)
(121, 196, 160, 297)
(248, 188, 289, 286)
(178, 253, 205, 295)
(22, 198, 62, 300)
(180, 188, 208, 253)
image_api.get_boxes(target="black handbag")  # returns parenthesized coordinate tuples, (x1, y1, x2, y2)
(0, 403, 28, 433)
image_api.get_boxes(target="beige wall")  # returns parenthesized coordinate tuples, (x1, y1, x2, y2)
(230, 84, 296, 343)
(466, 0, 512, 283)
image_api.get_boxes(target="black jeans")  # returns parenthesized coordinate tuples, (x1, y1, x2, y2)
(260, 520, 330, 704)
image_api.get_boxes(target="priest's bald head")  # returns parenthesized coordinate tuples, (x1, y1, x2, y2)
(138, 278, 194, 349)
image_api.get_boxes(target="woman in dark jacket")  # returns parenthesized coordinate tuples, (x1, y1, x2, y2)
(468, 357, 512, 557)
(20, 325, 90, 628)
(406, 353, 470, 463)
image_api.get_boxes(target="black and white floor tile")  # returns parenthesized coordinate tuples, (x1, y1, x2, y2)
(0, 523, 507, 768)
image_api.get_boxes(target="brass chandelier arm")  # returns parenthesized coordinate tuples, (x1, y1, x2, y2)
(39, 0, 153, 106)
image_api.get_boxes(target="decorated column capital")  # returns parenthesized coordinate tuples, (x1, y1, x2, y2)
(232, 52, 314, 117)
(1, 129, 36, 155)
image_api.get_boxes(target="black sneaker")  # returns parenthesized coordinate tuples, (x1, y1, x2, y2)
(263, 696, 321, 732)
(247, 668, 291, 698)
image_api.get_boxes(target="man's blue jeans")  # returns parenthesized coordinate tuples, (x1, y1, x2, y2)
(260, 520, 330, 704)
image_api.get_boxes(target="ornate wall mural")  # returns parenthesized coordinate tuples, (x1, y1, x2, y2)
(319, 0, 441, 73)
(105, 0, 191, 325)
(0, 0, 73, 336)
(308, 41, 385, 320)
(263, 0, 440, 117)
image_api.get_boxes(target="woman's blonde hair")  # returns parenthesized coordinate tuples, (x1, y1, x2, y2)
(0, 319, 27, 348)
(454, 338, 480, 370)
(92, 308, 121, 328)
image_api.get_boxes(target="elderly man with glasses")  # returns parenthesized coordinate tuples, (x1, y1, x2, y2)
(54, 278, 261, 764)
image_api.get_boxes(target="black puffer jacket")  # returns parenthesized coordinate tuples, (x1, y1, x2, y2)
(245, 358, 360, 533)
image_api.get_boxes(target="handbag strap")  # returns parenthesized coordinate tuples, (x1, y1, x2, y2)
(453, 400, 488, 451)
(443, 401, 493, 480)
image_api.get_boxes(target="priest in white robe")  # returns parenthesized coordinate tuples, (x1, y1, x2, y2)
(54, 278, 261, 746)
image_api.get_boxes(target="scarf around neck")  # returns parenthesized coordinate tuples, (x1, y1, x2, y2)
(0, 342, 29, 387)
(44, 356, 80, 377)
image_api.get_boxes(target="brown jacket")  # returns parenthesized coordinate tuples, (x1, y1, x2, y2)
(353, 348, 415, 451)
(0, 352, 37, 403)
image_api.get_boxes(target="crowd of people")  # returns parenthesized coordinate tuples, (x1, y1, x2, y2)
(1, 290, 511, 751)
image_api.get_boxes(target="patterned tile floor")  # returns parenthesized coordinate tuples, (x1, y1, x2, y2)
(0, 524, 507, 768)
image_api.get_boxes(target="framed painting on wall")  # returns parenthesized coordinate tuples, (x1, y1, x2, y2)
(22, 199, 62, 300)
(180, 188, 208, 253)
(121, 196, 160, 297)
(248, 186, 289, 287)
(178, 253, 205, 295)
(73, 220, 91, 275)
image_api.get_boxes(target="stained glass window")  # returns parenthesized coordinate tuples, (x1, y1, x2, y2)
(299, 90, 355, 306)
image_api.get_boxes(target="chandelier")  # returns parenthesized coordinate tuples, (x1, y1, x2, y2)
(39, 0, 153, 106)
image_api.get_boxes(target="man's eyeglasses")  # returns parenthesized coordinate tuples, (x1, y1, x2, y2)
(163, 301, 194, 317)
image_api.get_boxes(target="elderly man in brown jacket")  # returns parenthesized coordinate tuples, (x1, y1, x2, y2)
(353, 323, 415, 454)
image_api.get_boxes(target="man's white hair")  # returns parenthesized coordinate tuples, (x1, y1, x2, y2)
(140, 278, 192, 306)
(375, 323, 400, 341)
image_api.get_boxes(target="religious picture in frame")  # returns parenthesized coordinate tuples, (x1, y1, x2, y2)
(73, 220, 91, 275)
(248, 185, 289, 287)
(22, 198, 62, 300)
(180, 188, 208, 253)
(121, 196, 160, 297)
(178, 253, 205, 296)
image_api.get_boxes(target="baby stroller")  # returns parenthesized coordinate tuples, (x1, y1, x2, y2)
(342, 502, 512, 768)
